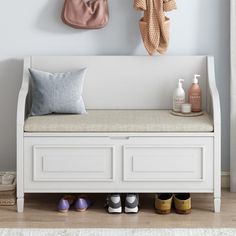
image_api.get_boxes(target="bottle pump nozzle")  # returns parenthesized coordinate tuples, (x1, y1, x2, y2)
(193, 74, 200, 84)
(178, 79, 184, 87)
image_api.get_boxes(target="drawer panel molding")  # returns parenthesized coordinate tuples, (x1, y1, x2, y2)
(123, 145, 208, 182)
(33, 145, 115, 182)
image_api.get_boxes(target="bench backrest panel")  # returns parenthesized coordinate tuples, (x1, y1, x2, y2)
(30, 56, 208, 110)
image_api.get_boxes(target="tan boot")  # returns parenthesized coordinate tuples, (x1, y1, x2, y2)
(174, 193, 191, 214)
(155, 193, 173, 214)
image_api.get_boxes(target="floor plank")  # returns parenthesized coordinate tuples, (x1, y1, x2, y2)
(0, 190, 236, 228)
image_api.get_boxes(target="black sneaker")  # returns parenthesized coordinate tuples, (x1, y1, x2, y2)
(124, 193, 139, 213)
(105, 194, 122, 214)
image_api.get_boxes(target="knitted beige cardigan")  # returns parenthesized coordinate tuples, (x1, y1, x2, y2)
(134, 0, 177, 55)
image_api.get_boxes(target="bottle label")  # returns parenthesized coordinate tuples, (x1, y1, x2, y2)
(189, 95, 201, 112)
(173, 97, 185, 112)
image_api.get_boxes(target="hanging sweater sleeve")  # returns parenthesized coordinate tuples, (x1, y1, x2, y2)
(163, 0, 177, 12)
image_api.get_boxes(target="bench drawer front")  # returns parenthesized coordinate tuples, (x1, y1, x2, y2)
(123, 139, 213, 182)
(32, 145, 114, 182)
(23, 136, 213, 192)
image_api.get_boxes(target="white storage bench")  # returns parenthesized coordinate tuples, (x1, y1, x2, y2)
(17, 56, 221, 213)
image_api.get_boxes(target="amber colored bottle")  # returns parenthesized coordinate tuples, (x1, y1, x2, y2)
(188, 75, 201, 112)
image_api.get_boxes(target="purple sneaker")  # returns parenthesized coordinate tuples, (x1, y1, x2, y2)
(57, 195, 75, 213)
(75, 197, 92, 212)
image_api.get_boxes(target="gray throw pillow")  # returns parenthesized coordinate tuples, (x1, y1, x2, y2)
(29, 68, 87, 116)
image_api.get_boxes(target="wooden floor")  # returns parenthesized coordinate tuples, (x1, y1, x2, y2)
(0, 189, 236, 228)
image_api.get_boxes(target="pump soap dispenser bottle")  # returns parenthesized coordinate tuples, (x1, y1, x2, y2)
(173, 79, 185, 112)
(188, 74, 201, 112)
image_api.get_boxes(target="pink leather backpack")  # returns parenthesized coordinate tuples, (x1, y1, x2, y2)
(62, 0, 109, 29)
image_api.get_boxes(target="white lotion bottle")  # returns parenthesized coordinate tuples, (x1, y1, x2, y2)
(173, 79, 185, 112)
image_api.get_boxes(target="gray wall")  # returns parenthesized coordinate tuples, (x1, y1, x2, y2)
(0, 0, 230, 171)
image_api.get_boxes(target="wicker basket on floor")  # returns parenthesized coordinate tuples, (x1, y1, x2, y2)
(0, 172, 16, 206)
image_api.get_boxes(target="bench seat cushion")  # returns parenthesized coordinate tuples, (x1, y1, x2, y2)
(24, 110, 213, 132)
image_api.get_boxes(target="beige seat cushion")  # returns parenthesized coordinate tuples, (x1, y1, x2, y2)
(24, 110, 214, 132)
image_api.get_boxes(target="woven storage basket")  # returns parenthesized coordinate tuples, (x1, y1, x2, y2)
(0, 172, 16, 206)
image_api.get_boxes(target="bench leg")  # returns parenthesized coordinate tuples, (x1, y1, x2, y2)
(17, 197, 24, 213)
(214, 197, 221, 213)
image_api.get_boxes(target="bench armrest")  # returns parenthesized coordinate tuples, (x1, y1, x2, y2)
(207, 56, 221, 129)
(17, 57, 30, 127)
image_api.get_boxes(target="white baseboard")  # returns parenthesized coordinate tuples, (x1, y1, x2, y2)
(221, 171, 230, 188)
(1, 229, 236, 236)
